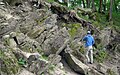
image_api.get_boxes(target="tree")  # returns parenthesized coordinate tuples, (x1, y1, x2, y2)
(99, 0, 103, 12)
(91, 0, 96, 11)
(82, 0, 86, 8)
(109, 0, 113, 21)
(113, 0, 118, 12)
(103, 0, 106, 11)
(86, 0, 90, 8)
(76, 0, 82, 7)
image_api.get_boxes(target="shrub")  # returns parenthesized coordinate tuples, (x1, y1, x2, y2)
(94, 49, 108, 63)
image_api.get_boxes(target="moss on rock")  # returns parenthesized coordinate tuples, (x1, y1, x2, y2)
(63, 23, 81, 38)
(0, 48, 20, 75)
(27, 26, 45, 39)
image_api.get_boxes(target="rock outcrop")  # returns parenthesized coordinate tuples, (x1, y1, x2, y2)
(0, 0, 120, 75)
(64, 53, 89, 74)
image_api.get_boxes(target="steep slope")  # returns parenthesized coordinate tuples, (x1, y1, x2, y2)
(0, 0, 120, 75)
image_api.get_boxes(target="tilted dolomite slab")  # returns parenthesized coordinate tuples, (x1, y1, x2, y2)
(64, 53, 90, 75)
(19, 50, 41, 58)
(70, 54, 90, 74)
(18, 68, 35, 75)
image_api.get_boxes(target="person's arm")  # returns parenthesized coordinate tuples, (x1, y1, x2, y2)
(92, 37, 95, 45)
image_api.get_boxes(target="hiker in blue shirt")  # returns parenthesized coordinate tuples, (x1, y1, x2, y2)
(83, 31, 95, 64)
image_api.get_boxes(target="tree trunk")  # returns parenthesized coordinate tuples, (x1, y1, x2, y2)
(103, 0, 106, 11)
(86, 0, 90, 8)
(99, 0, 103, 12)
(91, 0, 96, 11)
(82, 0, 86, 8)
(113, 0, 118, 12)
(109, 0, 113, 21)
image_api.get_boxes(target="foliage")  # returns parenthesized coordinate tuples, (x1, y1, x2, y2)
(18, 58, 26, 65)
(68, 23, 81, 38)
(69, 27, 77, 38)
(62, 23, 81, 38)
(94, 43, 108, 63)
(79, 46, 85, 54)
(107, 69, 117, 75)
(94, 49, 108, 63)
(112, 12, 120, 28)
(56, 0, 120, 23)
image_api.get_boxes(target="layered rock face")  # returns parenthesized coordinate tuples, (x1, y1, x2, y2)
(0, 0, 120, 75)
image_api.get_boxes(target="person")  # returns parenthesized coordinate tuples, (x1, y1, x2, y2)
(83, 31, 95, 64)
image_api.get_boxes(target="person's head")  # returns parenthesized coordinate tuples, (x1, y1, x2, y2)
(87, 31, 91, 34)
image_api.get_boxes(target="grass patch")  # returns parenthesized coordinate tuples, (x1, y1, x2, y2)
(94, 49, 108, 63)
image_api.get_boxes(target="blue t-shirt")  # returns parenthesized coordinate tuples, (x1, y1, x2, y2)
(83, 34, 95, 47)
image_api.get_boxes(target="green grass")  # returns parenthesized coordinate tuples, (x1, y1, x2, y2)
(94, 49, 108, 63)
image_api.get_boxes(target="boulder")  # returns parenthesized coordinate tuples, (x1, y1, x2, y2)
(3, 0, 23, 6)
(18, 68, 35, 75)
(118, 59, 120, 75)
(3, 34, 17, 49)
(96, 63, 118, 75)
(9, 38, 17, 48)
(0, 47, 20, 75)
(63, 52, 106, 75)
(41, 27, 69, 55)
(15, 33, 26, 45)
(19, 18, 37, 34)
(17, 50, 41, 59)
(50, 27, 69, 53)
(64, 53, 89, 74)
(0, 58, 6, 75)
(0, 18, 19, 38)
(99, 28, 111, 47)
(51, 2, 68, 14)
(16, 33, 41, 52)
(0, 8, 13, 20)
(44, 14, 58, 29)
(28, 57, 48, 74)
(13, 49, 49, 74)
(35, 31, 47, 45)
(48, 54, 61, 65)
(27, 26, 45, 39)
(76, 7, 92, 15)
(48, 63, 66, 75)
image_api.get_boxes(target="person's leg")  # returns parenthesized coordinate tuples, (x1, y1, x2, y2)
(90, 49, 93, 64)
(85, 47, 90, 63)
